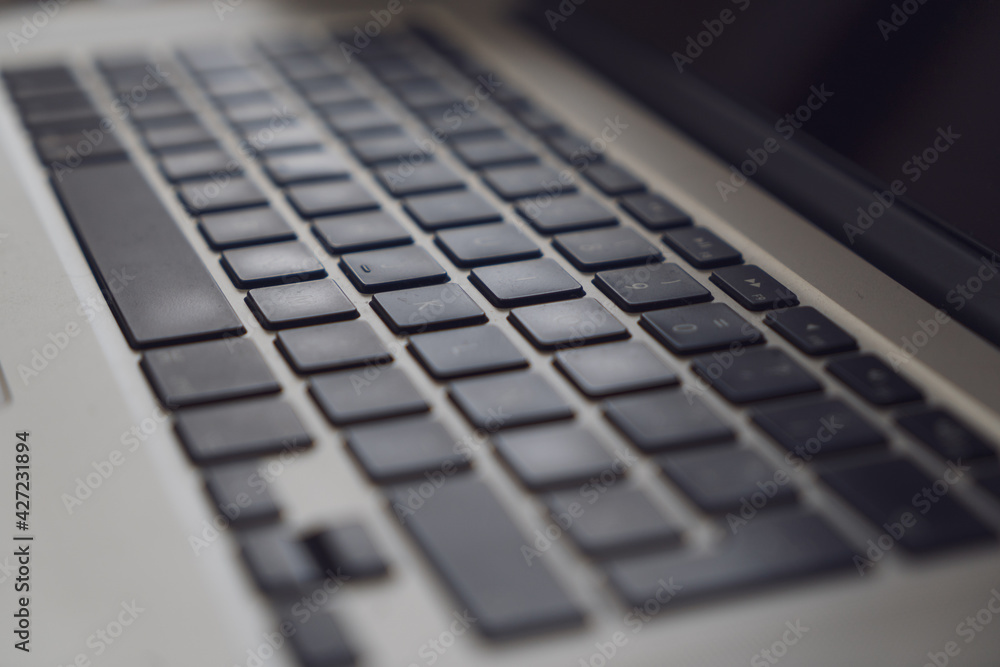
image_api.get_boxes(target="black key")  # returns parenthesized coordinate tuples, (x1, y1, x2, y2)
(594, 263, 711, 312)
(544, 132, 603, 165)
(641, 303, 764, 354)
(388, 474, 584, 638)
(372, 283, 487, 334)
(277, 320, 391, 374)
(326, 107, 399, 137)
(221, 240, 327, 289)
(555, 341, 678, 397)
(306, 523, 388, 579)
(604, 388, 733, 452)
(409, 325, 528, 379)
(580, 162, 645, 195)
(494, 424, 622, 491)
(51, 161, 244, 348)
(827, 354, 924, 406)
(509, 298, 628, 350)
(143, 122, 215, 152)
(710, 265, 799, 311)
(482, 164, 576, 200)
(283, 610, 356, 667)
(161, 148, 238, 183)
(436, 223, 541, 267)
(339, 246, 448, 293)
(662, 227, 743, 269)
(313, 210, 412, 254)
(606, 511, 853, 607)
(693, 347, 823, 404)
(310, 366, 428, 425)
(250, 123, 324, 156)
(350, 133, 428, 165)
(345, 417, 470, 482)
(511, 106, 562, 134)
(658, 445, 797, 514)
(450, 371, 573, 429)
(469, 258, 584, 308)
(201, 67, 269, 97)
(750, 397, 885, 460)
(36, 129, 126, 165)
(239, 527, 321, 596)
(547, 485, 679, 558)
(179, 177, 268, 214)
(421, 110, 502, 139)
(820, 458, 992, 554)
(553, 227, 662, 271)
(199, 208, 296, 250)
(394, 79, 461, 109)
(764, 306, 857, 355)
(263, 150, 350, 184)
(620, 193, 691, 230)
(375, 161, 465, 197)
(404, 190, 502, 230)
(246, 279, 358, 329)
(176, 397, 312, 465)
(3, 66, 77, 97)
(287, 181, 380, 218)
(204, 464, 281, 527)
(451, 135, 537, 168)
(142, 338, 280, 408)
(516, 194, 616, 234)
(897, 408, 996, 462)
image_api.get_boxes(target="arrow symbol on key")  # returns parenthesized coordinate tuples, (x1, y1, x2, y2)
(745, 278, 761, 288)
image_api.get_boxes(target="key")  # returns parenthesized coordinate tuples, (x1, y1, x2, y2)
(896, 408, 996, 462)
(368, 58, 430, 84)
(143, 122, 215, 152)
(283, 609, 356, 667)
(435, 222, 541, 267)
(375, 161, 465, 197)
(619, 193, 691, 230)
(246, 279, 358, 329)
(372, 283, 487, 334)
(239, 527, 322, 596)
(547, 485, 679, 558)
(349, 133, 429, 165)
(339, 245, 448, 293)
(393, 79, 462, 109)
(204, 463, 281, 527)
(345, 417, 470, 482)
(408, 325, 528, 379)
(555, 341, 678, 397)
(313, 210, 412, 254)
(482, 164, 576, 200)
(509, 298, 628, 350)
(580, 162, 645, 195)
(641, 303, 764, 354)
(511, 105, 562, 134)
(421, 110, 502, 139)
(3, 66, 77, 97)
(594, 262, 711, 312)
(516, 194, 617, 234)
(820, 457, 993, 553)
(693, 347, 823, 404)
(404, 190, 502, 230)
(662, 227, 742, 269)
(176, 397, 312, 465)
(199, 208, 296, 250)
(35, 129, 126, 165)
(658, 445, 797, 514)
(246, 123, 324, 155)
(387, 474, 584, 638)
(604, 388, 733, 452)
(160, 148, 238, 183)
(469, 258, 584, 308)
(287, 180, 380, 218)
(750, 397, 885, 460)
(326, 107, 399, 137)
(277, 320, 391, 374)
(221, 240, 327, 289)
(306, 523, 388, 579)
(450, 371, 573, 429)
(52, 162, 245, 348)
(553, 227, 662, 271)
(200, 67, 269, 97)
(263, 149, 350, 184)
(306, 81, 366, 107)
(310, 366, 428, 425)
(180, 45, 257, 71)
(710, 265, 799, 311)
(129, 90, 192, 123)
(451, 135, 537, 168)
(544, 132, 603, 165)
(493, 423, 621, 491)
(827, 354, 924, 406)
(178, 177, 267, 214)
(764, 306, 857, 355)
(606, 510, 853, 607)
(142, 338, 280, 408)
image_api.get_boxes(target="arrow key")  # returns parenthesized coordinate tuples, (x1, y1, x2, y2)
(764, 306, 857, 355)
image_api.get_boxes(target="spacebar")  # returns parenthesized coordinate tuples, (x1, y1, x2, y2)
(390, 474, 584, 639)
(52, 160, 244, 348)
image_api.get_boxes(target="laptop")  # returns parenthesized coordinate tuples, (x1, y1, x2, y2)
(2, 0, 999, 665)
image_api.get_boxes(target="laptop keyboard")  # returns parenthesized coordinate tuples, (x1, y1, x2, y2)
(5, 25, 1000, 666)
